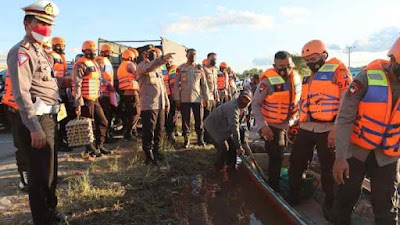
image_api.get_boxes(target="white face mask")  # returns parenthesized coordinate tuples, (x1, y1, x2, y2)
(32, 31, 51, 44)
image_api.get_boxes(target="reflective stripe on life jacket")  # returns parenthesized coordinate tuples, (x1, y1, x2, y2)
(299, 58, 342, 122)
(95, 56, 114, 93)
(117, 61, 139, 91)
(351, 59, 400, 156)
(50, 51, 67, 78)
(1, 70, 19, 110)
(261, 69, 301, 124)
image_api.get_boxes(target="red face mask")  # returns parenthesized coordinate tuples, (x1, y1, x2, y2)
(31, 25, 52, 43)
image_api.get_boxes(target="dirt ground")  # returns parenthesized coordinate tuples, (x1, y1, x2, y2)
(0, 136, 216, 225)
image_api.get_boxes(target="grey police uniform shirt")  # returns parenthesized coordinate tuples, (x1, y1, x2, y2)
(175, 63, 210, 103)
(203, 65, 219, 101)
(7, 35, 60, 132)
(204, 98, 242, 150)
(336, 69, 400, 167)
(136, 57, 170, 111)
(252, 74, 296, 131)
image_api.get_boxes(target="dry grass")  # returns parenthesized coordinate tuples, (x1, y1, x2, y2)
(54, 137, 216, 225)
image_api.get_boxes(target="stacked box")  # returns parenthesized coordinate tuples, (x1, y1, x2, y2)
(66, 118, 94, 147)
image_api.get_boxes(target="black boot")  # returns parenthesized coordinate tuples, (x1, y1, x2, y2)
(197, 133, 205, 146)
(144, 150, 153, 165)
(184, 136, 190, 149)
(99, 147, 112, 155)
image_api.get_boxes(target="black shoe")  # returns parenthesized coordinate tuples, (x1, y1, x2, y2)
(53, 211, 69, 225)
(124, 132, 133, 141)
(99, 147, 112, 155)
(89, 149, 103, 158)
(144, 157, 152, 165)
(184, 137, 190, 149)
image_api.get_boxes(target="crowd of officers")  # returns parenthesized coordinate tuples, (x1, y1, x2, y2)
(4, 1, 400, 225)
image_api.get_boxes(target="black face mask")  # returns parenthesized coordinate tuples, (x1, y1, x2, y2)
(148, 52, 156, 61)
(188, 55, 195, 62)
(85, 53, 95, 60)
(210, 59, 216, 66)
(55, 48, 64, 55)
(391, 63, 400, 79)
(277, 67, 290, 77)
(307, 57, 325, 73)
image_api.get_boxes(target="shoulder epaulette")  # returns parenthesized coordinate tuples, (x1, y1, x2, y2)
(20, 41, 30, 50)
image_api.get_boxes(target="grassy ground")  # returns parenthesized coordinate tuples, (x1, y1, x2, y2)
(0, 135, 216, 225)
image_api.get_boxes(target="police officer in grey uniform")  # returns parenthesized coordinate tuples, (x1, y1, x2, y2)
(7, 1, 61, 224)
(204, 90, 252, 169)
(136, 45, 174, 165)
(175, 49, 210, 148)
(203, 52, 219, 143)
(332, 41, 400, 225)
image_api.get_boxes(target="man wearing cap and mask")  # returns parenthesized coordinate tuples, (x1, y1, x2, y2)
(204, 90, 252, 169)
(175, 48, 210, 149)
(73, 40, 111, 157)
(331, 38, 400, 225)
(288, 40, 352, 220)
(253, 51, 301, 192)
(136, 45, 174, 165)
(203, 52, 219, 143)
(7, 1, 62, 224)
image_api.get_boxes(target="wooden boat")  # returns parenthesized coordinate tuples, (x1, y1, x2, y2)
(240, 139, 374, 225)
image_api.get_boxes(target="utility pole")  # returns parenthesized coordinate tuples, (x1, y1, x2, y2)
(344, 46, 355, 68)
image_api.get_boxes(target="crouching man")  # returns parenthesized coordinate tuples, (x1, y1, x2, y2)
(204, 90, 252, 169)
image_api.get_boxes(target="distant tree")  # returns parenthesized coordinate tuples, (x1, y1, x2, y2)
(292, 54, 307, 76)
(241, 68, 264, 78)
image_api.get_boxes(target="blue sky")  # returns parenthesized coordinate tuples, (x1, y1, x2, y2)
(1, 0, 400, 72)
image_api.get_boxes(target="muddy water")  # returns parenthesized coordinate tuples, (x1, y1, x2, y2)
(175, 167, 287, 225)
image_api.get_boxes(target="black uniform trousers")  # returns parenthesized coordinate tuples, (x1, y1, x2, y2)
(181, 102, 203, 137)
(81, 99, 108, 150)
(212, 137, 237, 169)
(333, 153, 399, 225)
(141, 109, 165, 160)
(264, 126, 286, 192)
(165, 95, 177, 136)
(99, 96, 113, 128)
(119, 95, 140, 135)
(288, 128, 336, 204)
(19, 114, 58, 225)
(6, 107, 29, 173)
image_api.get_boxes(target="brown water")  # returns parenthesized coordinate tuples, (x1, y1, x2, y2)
(174, 168, 288, 225)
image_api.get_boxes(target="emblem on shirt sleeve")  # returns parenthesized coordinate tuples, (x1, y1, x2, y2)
(348, 80, 363, 96)
(259, 82, 267, 93)
(18, 53, 29, 67)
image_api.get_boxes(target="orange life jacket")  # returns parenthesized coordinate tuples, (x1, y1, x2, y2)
(117, 60, 139, 91)
(217, 72, 227, 90)
(2, 70, 18, 110)
(261, 69, 301, 124)
(351, 59, 400, 156)
(72, 58, 101, 101)
(300, 58, 343, 122)
(161, 64, 170, 95)
(95, 56, 114, 94)
(50, 51, 67, 78)
(168, 65, 177, 95)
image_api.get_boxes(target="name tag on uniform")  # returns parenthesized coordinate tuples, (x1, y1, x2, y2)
(57, 103, 67, 122)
